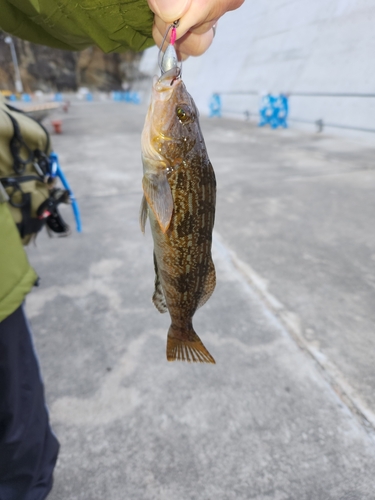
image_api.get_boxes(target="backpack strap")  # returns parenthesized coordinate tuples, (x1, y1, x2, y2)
(17, 192, 45, 238)
(1, 176, 43, 208)
(4, 111, 34, 175)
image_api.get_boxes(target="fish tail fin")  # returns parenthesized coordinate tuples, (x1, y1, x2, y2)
(166, 325, 215, 364)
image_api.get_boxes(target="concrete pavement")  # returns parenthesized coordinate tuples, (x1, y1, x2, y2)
(25, 100, 375, 499)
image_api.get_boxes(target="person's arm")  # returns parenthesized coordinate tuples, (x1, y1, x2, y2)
(0, 0, 154, 52)
(0, 0, 243, 56)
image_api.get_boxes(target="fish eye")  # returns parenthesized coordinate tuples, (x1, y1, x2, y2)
(176, 106, 189, 122)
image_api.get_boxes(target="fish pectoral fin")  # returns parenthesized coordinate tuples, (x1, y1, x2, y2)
(197, 258, 216, 310)
(167, 326, 215, 364)
(142, 172, 173, 233)
(139, 195, 148, 233)
(153, 281, 168, 313)
(152, 252, 168, 313)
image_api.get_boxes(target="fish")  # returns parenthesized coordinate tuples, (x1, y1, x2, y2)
(140, 66, 216, 364)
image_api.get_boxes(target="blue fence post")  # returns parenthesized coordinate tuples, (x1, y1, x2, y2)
(258, 94, 272, 127)
(278, 94, 289, 128)
(259, 93, 289, 128)
(209, 93, 222, 117)
(49, 152, 82, 233)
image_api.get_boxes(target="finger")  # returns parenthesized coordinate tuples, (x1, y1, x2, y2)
(153, 22, 215, 57)
(174, 28, 215, 57)
(147, 0, 191, 23)
(185, 19, 218, 36)
(175, 51, 190, 62)
(152, 18, 217, 53)
(154, 14, 217, 41)
(153, 19, 217, 58)
(173, 0, 243, 38)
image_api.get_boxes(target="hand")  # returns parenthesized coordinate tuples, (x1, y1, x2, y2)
(147, 0, 244, 59)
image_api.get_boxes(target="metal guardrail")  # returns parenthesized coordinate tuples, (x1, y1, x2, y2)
(216, 91, 375, 98)
(290, 117, 375, 134)
(288, 92, 375, 98)
(211, 91, 375, 133)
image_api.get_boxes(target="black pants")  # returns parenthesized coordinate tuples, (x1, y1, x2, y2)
(0, 305, 59, 500)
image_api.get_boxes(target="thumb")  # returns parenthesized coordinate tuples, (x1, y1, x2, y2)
(148, 0, 191, 23)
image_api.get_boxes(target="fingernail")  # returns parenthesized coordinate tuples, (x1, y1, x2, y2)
(155, 0, 190, 22)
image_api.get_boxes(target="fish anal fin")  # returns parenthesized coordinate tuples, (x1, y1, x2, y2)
(197, 258, 216, 309)
(167, 326, 215, 364)
(152, 252, 168, 313)
(142, 172, 173, 233)
(139, 195, 148, 233)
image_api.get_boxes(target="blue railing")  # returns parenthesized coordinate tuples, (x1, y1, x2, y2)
(209, 92, 289, 129)
(209, 91, 375, 133)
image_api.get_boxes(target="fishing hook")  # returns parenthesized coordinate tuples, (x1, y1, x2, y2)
(158, 19, 182, 78)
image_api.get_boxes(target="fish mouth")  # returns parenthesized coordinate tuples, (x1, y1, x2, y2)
(157, 67, 181, 88)
(152, 68, 182, 106)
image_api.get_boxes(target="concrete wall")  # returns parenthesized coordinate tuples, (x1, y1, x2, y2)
(141, 0, 375, 137)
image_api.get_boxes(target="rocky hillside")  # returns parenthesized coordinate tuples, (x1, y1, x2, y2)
(0, 31, 144, 93)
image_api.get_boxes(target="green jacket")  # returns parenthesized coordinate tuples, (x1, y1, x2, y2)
(0, 0, 154, 322)
(0, 202, 37, 322)
(0, 0, 154, 53)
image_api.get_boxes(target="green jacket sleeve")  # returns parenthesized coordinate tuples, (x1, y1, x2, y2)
(0, 0, 155, 53)
(0, 202, 37, 322)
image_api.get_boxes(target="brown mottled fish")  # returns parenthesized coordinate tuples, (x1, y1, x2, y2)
(140, 65, 216, 364)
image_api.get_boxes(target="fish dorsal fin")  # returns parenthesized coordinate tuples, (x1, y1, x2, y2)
(197, 258, 216, 310)
(142, 171, 173, 233)
(152, 252, 168, 314)
(139, 194, 148, 233)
